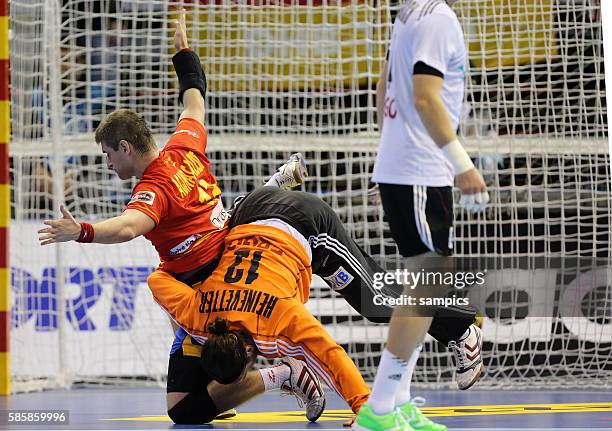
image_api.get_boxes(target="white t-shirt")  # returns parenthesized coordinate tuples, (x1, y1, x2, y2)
(372, 0, 466, 187)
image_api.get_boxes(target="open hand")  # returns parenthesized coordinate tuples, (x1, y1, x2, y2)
(38, 205, 81, 245)
(174, 8, 189, 52)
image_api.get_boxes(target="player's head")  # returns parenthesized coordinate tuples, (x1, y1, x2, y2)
(95, 109, 156, 179)
(201, 317, 256, 384)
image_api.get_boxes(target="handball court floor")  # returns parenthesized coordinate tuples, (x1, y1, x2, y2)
(1, 388, 611, 431)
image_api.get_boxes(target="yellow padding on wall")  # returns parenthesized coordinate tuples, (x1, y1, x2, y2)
(0, 352, 9, 395)
(0, 17, 8, 60)
(0, 101, 9, 143)
(0, 184, 8, 228)
(0, 268, 8, 312)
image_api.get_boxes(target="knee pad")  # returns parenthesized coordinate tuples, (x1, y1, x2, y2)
(168, 389, 219, 424)
(365, 315, 391, 324)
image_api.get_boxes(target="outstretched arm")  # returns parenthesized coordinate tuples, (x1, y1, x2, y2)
(173, 9, 206, 127)
(38, 205, 155, 245)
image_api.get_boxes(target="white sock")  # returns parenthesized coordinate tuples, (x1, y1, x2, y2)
(264, 172, 282, 188)
(258, 363, 291, 391)
(394, 344, 422, 407)
(369, 349, 408, 415)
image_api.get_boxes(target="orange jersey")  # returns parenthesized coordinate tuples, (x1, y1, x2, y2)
(148, 224, 370, 413)
(127, 118, 228, 273)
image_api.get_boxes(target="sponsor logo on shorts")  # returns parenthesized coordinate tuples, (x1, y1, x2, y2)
(170, 234, 202, 255)
(323, 266, 354, 291)
(128, 191, 156, 206)
(210, 200, 230, 229)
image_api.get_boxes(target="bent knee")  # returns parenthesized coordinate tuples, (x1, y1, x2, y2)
(167, 390, 218, 424)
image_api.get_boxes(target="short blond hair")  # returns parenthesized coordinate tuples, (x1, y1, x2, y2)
(95, 109, 155, 154)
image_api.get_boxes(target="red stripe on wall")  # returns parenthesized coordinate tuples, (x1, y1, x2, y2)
(0, 60, 8, 100)
(0, 312, 7, 352)
(0, 227, 6, 267)
(0, 1, 6, 16)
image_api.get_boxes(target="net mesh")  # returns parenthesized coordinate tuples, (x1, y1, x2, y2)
(8, 0, 610, 392)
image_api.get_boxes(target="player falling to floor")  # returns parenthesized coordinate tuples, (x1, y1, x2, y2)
(37, 8, 314, 424)
(148, 186, 483, 423)
(356, 0, 489, 430)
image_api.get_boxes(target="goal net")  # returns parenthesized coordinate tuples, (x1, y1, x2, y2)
(8, 0, 610, 392)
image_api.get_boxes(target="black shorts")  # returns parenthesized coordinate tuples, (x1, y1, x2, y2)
(378, 184, 454, 258)
(167, 329, 212, 393)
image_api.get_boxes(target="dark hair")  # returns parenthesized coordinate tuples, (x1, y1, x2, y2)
(94, 109, 155, 154)
(201, 318, 248, 384)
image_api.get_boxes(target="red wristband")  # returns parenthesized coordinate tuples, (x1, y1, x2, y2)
(77, 222, 95, 243)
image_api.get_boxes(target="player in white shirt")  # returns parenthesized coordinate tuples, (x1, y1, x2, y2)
(356, 1, 489, 430)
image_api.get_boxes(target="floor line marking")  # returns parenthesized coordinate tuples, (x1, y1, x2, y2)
(103, 402, 612, 423)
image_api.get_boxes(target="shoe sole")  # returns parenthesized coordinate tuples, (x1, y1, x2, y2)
(458, 362, 484, 390)
(214, 408, 237, 420)
(308, 397, 326, 422)
(458, 327, 484, 390)
(352, 420, 407, 431)
(352, 423, 385, 431)
(291, 153, 308, 184)
(282, 356, 325, 422)
(304, 360, 325, 422)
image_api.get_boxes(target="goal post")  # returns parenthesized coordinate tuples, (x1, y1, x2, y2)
(7, 0, 611, 392)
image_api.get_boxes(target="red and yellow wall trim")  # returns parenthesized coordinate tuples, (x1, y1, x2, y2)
(0, 0, 10, 395)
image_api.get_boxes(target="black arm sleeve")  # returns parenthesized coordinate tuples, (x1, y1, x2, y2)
(413, 61, 444, 78)
(172, 49, 207, 104)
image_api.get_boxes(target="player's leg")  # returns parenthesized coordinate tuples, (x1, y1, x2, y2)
(379, 183, 483, 390)
(167, 367, 260, 424)
(264, 152, 308, 189)
(355, 251, 445, 430)
(207, 360, 326, 422)
(166, 332, 221, 424)
(166, 328, 323, 423)
(354, 251, 450, 431)
(355, 184, 470, 431)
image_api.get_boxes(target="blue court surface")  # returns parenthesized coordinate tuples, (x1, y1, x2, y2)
(1, 388, 611, 430)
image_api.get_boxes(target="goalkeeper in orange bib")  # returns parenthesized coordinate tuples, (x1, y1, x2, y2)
(148, 186, 481, 420)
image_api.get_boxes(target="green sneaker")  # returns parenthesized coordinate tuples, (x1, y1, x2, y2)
(397, 398, 447, 431)
(353, 403, 414, 431)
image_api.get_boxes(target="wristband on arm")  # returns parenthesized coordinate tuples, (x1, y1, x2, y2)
(77, 222, 94, 243)
(172, 48, 207, 104)
(441, 139, 474, 175)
